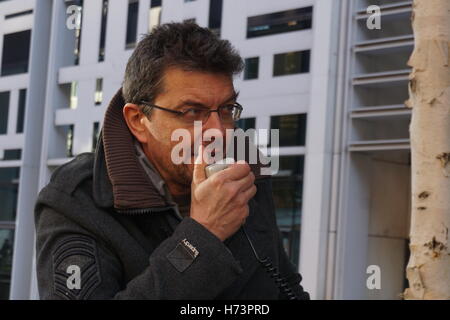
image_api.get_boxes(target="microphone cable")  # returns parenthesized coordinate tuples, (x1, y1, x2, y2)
(242, 226, 299, 300)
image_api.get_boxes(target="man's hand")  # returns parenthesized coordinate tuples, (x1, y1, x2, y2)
(190, 146, 257, 241)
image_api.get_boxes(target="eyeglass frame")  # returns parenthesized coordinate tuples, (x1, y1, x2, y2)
(139, 100, 244, 123)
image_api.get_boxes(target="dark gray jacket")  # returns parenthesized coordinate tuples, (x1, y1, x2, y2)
(34, 89, 309, 300)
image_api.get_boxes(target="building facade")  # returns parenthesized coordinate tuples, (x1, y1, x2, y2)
(0, 0, 413, 300)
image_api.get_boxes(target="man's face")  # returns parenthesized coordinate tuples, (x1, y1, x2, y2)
(140, 67, 237, 191)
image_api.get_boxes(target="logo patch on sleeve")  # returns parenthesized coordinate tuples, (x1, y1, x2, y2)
(166, 238, 199, 273)
(52, 235, 102, 300)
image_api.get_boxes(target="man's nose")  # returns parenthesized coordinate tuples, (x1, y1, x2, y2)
(203, 111, 225, 134)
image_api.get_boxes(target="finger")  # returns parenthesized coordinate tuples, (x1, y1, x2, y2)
(234, 172, 255, 193)
(217, 160, 251, 181)
(193, 145, 207, 184)
(241, 184, 257, 202)
(241, 206, 250, 222)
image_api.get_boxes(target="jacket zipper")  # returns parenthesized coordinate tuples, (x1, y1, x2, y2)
(116, 205, 183, 221)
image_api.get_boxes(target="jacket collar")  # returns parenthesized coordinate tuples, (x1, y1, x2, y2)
(93, 88, 268, 213)
(93, 88, 167, 212)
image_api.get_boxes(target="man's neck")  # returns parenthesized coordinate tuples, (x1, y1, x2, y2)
(140, 142, 191, 197)
(165, 178, 190, 197)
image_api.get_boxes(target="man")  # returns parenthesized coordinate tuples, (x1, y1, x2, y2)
(34, 22, 309, 300)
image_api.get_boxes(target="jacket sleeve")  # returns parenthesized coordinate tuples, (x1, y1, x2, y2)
(35, 206, 243, 300)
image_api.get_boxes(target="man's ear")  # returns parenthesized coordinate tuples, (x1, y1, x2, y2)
(123, 103, 148, 143)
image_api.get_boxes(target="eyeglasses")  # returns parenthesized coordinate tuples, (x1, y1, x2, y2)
(139, 100, 243, 124)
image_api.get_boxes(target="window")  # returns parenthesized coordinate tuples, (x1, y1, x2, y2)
(1, 30, 32, 76)
(236, 118, 255, 131)
(4, 10, 33, 20)
(149, 0, 162, 32)
(95, 79, 103, 106)
(2, 149, 21, 161)
(273, 50, 310, 76)
(0, 167, 17, 298)
(70, 82, 78, 109)
(0, 92, 9, 135)
(244, 57, 259, 80)
(0, 168, 20, 222)
(126, 1, 139, 49)
(270, 114, 307, 147)
(92, 122, 100, 151)
(0, 229, 15, 299)
(272, 156, 304, 266)
(208, 0, 223, 36)
(16, 89, 26, 134)
(247, 7, 312, 39)
(66, 125, 74, 157)
(98, 0, 108, 62)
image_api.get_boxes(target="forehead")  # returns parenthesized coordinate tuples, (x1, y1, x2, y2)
(158, 67, 235, 105)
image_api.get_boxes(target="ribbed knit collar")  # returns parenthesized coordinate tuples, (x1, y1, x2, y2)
(93, 88, 167, 212)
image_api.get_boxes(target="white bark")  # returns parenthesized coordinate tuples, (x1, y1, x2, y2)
(404, 0, 450, 300)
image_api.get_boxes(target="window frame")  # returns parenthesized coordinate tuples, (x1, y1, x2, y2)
(273, 50, 311, 77)
(247, 6, 313, 39)
(243, 57, 260, 80)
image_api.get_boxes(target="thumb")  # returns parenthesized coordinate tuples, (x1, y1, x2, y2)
(193, 144, 207, 185)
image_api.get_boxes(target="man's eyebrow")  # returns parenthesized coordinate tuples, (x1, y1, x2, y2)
(174, 91, 240, 110)
(223, 91, 240, 104)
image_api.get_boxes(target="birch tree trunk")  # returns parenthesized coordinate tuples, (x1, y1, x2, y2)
(404, 0, 450, 300)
